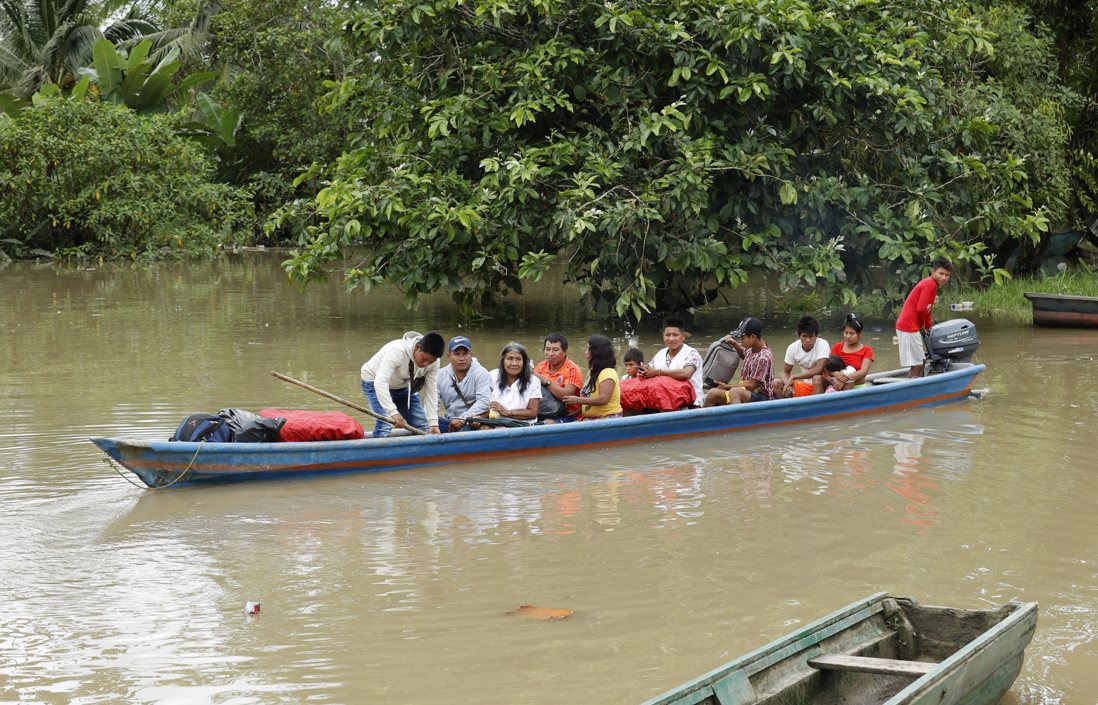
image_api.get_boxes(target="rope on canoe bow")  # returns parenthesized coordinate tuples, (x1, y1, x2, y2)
(103, 440, 206, 490)
(103, 456, 147, 489)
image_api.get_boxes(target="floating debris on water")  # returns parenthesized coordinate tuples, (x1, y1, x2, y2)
(506, 605, 574, 620)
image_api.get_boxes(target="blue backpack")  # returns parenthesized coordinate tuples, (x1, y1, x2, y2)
(170, 413, 234, 442)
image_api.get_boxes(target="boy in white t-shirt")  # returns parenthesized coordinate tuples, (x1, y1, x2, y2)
(639, 316, 704, 406)
(772, 316, 829, 398)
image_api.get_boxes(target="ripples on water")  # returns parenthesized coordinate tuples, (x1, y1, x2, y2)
(3, 259, 1098, 703)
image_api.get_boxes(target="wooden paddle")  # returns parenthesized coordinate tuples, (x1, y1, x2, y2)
(271, 371, 428, 436)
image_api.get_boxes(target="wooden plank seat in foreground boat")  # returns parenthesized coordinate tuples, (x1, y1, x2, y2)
(807, 654, 935, 678)
(638, 593, 1038, 705)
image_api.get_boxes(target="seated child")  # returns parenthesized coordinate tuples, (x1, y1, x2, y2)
(822, 355, 857, 393)
(622, 348, 645, 380)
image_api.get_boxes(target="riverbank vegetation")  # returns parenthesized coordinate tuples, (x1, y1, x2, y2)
(942, 266, 1098, 310)
(2, 0, 1098, 319)
(0, 98, 251, 258)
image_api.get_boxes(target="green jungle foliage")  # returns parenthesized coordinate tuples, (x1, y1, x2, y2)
(0, 99, 252, 258)
(279, 0, 1074, 319)
(86, 37, 218, 113)
(0, 0, 190, 98)
(1016, 0, 1098, 232)
(164, 0, 351, 236)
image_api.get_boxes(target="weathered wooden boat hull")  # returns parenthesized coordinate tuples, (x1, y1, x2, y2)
(640, 592, 1038, 705)
(91, 364, 983, 489)
(1024, 291, 1098, 328)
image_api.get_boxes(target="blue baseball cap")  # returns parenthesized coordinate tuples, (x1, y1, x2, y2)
(448, 335, 472, 352)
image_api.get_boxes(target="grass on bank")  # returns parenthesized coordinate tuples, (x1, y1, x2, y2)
(941, 268, 1098, 311)
(769, 264, 1098, 321)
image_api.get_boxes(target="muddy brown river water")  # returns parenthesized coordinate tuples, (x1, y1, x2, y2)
(1, 254, 1095, 704)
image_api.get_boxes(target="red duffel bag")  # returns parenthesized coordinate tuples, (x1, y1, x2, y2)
(619, 376, 696, 412)
(259, 408, 365, 442)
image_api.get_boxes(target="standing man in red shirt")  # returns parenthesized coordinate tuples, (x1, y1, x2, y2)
(896, 258, 953, 377)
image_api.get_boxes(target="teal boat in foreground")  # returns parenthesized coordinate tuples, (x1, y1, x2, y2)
(639, 593, 1038, 705)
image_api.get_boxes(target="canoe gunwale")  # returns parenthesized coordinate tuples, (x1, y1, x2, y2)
(638, 593, 890, 705)
(1023, 291, 1098, 304)
(886, 598, 1038, 703)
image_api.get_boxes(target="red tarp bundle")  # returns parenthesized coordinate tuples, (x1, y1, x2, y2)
(259, 408, 365, 442)
(619, 377, 696, 412)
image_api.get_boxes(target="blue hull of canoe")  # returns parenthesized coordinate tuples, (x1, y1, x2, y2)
(91, 364, 984, 489)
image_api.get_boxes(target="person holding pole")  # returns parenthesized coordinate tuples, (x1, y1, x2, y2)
(360, 331, 445, 436)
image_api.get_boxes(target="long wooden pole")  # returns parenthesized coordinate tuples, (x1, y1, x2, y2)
(271, 371, 428, 436)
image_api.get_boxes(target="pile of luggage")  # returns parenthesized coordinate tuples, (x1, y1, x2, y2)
(170, 408, 365, 443)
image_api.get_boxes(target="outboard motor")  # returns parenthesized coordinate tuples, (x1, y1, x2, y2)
(923, 318, 979, 374)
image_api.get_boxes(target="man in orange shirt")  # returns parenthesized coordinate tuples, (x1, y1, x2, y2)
(533, 332, 583, 422)
(896, 258, 952, 377)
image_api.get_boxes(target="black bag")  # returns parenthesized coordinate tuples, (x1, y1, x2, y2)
(171, 413, 234, 442)
(537, 390, 569, 420)
(218, 407, 285, 443)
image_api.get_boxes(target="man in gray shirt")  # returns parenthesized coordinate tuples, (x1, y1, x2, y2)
(438, 336, 492, 432)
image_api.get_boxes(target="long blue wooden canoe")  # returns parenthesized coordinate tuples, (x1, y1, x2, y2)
(92, 364, 983, 489)
(638, 592, 1037, 705)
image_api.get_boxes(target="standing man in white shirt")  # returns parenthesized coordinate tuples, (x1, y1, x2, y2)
(360, 331, 445, 436)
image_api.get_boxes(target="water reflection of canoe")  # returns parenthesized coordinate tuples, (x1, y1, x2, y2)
(639, 592, 1037, 705)
(91, 365, 984, 489)
(1024, 291, 1098, 328)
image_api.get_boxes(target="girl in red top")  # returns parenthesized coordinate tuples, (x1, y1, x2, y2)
(819, 313, 874, 392)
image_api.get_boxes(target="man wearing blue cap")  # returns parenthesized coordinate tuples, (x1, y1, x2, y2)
(437, 335, 493, 432)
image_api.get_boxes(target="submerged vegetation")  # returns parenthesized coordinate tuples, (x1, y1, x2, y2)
(1, 0, 1098, 319)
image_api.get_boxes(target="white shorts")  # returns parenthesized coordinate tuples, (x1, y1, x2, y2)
(896, 330, 926, 367)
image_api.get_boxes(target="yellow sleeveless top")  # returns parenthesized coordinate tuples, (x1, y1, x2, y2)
(583, 368, 622, 417)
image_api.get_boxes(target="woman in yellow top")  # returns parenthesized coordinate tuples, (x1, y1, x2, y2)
(562, 335, 622, 420)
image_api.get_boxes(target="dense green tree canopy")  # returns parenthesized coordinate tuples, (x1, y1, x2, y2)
(1018, 0, 1098, 229)
(0, 98, 251, 258)
(281, 0, 1073, 317)
(164, 0, 351, 227)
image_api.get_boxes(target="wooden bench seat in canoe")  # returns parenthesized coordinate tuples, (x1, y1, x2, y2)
(807, 654, 936, 678)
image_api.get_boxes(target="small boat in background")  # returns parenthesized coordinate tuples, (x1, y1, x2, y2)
(639, 593, 1038, 705)
(1024, 292, 1098, 328)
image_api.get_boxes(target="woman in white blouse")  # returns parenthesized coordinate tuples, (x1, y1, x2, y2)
(476, 342, 541, 427)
